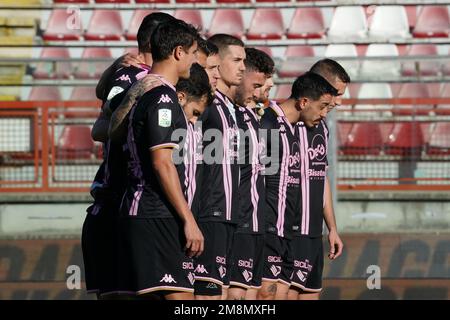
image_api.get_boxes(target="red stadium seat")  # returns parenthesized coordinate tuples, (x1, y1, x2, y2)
(53, 0, 89, 2)
(95, 0, 130, 3)
(442, 48, 450, 76)
(394, 83, 434, 115)
(208, 9, 244, 39)
(379, 122, 395, 143)
(125, 10, 155, 41)
(57, 126, 95, 160)
(274, 84, 291, 101)
(216, 0, 249, 3)
(70, 86, 97, 101)
(405, 6, 417, 31)
(278, 46, 314, 78)
(286, 8, 325, 39)
(426, 123, 450, 155)
(29, 87, 62, 101)
(413, 6, 450, 38)
(342, 122, 383, 156)
(247, 9, 285, 40)
(401, 44, 440, 76)
(74, 48, 112, 79)
(256, 0, 288, 2)
(33, 48, 72, 79)
(176, 0, 209, 3)
(84, 10, 123, 41)
(43, 9, 83, 41)
(337, 122, 353, 153)
(174, 10, 203, 30)
(435, 83, 450, 115)
(384, 122, 424, 157)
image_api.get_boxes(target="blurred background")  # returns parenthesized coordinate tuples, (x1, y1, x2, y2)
(0, 0, 449, 300)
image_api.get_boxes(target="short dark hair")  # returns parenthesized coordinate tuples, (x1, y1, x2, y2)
(150, 20, 200, 63)
(244, 47, 275, 77)
(309, 58, 351, 84)
(198, 38, 219, 56)
(176, 63, 214, 106)
(290, 72, 338, 101)
(208, 34, 244, 56)
(137, 12, 176, 54)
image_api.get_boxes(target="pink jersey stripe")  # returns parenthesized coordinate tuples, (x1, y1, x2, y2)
(299, 125, 308, 234)
(300, 125, 311, 235)
(216, 105, 232, 221)
(279, 132, 290, 238)
(247, 120, 260, 232)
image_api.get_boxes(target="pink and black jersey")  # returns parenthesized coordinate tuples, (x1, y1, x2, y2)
(186, 120, 203, 216)
(89, 64, 151, 214)
(235, 106, 265, 234)
(260, 102, 301, 240)
(120, 80, 194, 218)
(196, 90, 240, 224)
(294, 120, 329, 238)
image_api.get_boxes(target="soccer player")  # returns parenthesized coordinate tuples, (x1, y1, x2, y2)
(227, 48, 274, 300)
(197, 38, 221, 92)
(193, 34, 245, 300)
(81, 12, 176, 299)
(116, 20, 203, 300)
(257, 72, 338, 300)
(287, 61, 349, 300)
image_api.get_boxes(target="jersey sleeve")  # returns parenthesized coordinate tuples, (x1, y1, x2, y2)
(142, 87, 183, 151)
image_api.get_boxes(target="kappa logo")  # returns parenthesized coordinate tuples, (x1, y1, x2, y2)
(195, 264, 209, 274)
(158, 94, 173, 104)
(187, 272, 195, 285)
(270, 265, 282, 277)
(296, 270, 307, 283)
(242, 269, 253, 282)
(219, 265, 227, 278)
(116, 74, 131, 83)
(160, 274, 177, 284)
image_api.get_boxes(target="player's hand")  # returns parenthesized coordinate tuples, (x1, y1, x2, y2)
(328, 229, 343, 260)
(115, 53, 141, 69)
(184, 218, 204, 258)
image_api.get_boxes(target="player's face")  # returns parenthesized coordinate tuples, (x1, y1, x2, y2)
(180, 94, 209, 124)
(255, 76, 274, 104)
(235, 70, 266, 106)
(205, 54, 221, 92)
(328, 79, 347, 112)
(179, 42, 199, 79)
(219, 45, 246, 87)
(301, 94, 333, 128)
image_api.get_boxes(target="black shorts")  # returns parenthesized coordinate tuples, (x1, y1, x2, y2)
(194, 221, 236, 287)
(81, 203, 119, 295)
(229, 233, 265, 289)
(290, 236, 324, 292)
(117, 217, 195, 296)
(261, 233, 293, 286)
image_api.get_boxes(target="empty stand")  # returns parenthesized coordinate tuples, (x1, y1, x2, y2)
(174, 10, 203, 30)
(324, 44, 359, 78)
(57, 125, 94, 160)
(369, 6, 410, 39)
(125, 10, 155, 41)
(435, 83, 450, 115)
(337, 122, 353, 152)
(413, 6, 450, 38)
(286, 8, 325, 39)
(278, 46, 315, 78)
(360, 44, 400, 78)
(385, 122, 424, 157)
(394, 83, 434, 116)
(29, 86, 62, 101)
(355, 83, 393, 115)
(342, 122, 383, 156)
(208, 9, 244, 38)
(426, 123, 450, 156)
(95, 0, 130, 3)
(43, 9, 83, 41)
(401, 44, 440, 76)
(74, 48, 112, 79)
(274, 84, 291, 101)
(70, 86, 97, 101)
(328, 6, 367, 40)
(84, 10, 123, 41)
(247, 9, 284, 40)
(32, 48, 72, 79)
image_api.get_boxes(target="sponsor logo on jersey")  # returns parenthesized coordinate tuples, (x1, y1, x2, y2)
(160, 274, 177, 284)
(238, 259, 253, 269)
(267, 256, 282, 263)
(216, 256, 226, 265)
(182, 262, 194, 270)
(158, 94, 173, 104)
(106, 86, 125, 101)
(308, 134, 326, 161)
(158, 108, 172, 127)
(294, 259, 313, 272)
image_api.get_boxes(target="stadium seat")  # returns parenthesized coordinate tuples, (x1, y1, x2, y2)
(379, 122, 395, 143)
(70, 86, 97, 101)
(401, 44, 440, 76)
(208, 9, 244, 38)
(286, 8, 325, 39)
(442, 48, 450, 76)
(435, 83, 450, 115)
(53, 0, 89, 3)
(426, 123, 450, 155)
(84, 10, 123, 41)
(394, 83, 434, 115)
(324, 44, 359, 78)
(278, 46, 314, 78)
(216, 0, 249, 3)
(174, 10, 203, 30)
(247, 9, 285, 40)
(337, 122, 353, 152)
(360, 44, 400, 78)
(405, 5, 417, 31)
(385, 122, 424, 157)
(74, 48, 112, 79)
(29, 86, 62, 101)
(125, 10, 155, 41)
(42, 9, 83, 41)
(342, 122, 383, 156)
(355, 83, 393, 115)
(255, 0, 288, 2)
(328, 6, 367, 40)
(57, 125, 95, 160)
(95, 0, 130, 3)
(274, 84, 291, 101)
(33, 48, 72, 79)
(369, 6, 410, 40)
(176, 0, 209, 3)
(413, 6, 450, 38)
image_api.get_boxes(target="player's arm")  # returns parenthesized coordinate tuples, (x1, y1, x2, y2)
(151, 148, 204, 258)
(95, 53, 141, 100)
(91, 102, 112, 143)
(323, 175, 344, 260)
(109, 75, 164, 142)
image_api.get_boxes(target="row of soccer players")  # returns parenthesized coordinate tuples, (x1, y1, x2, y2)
(82, 12, 348, 300)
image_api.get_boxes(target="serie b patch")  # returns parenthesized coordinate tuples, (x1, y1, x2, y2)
(158, 108, 172, 127)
